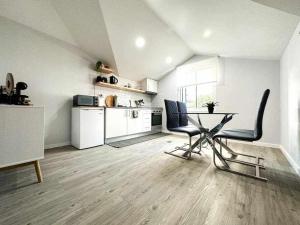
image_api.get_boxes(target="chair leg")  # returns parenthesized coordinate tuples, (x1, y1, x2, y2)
(212, 138, 267, 181)
(165, 135, 203, 160)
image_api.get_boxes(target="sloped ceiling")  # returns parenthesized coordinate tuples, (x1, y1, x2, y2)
(0, 0, 299, 81)
(252, 0, 300, 16)
(99, 0, 193, 80)
(144, 0, 300, 60)
(0, 0, 192, 81)
(51, 0, 118, 72)
(0, 0, 77, 46)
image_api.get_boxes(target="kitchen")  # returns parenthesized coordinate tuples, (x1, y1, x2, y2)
(71, 64, 163, 149)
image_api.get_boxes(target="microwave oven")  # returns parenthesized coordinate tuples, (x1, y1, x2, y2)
(73, 95, 98, 107)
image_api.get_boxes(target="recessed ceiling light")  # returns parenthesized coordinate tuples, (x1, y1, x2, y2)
(203, 29, 212, 38)
(135, 36, 146, 48)
(165, 56, 172, 64)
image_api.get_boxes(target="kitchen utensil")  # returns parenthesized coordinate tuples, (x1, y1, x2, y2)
(109, 75, 118, 84)
(105, 95, 114, 107)
(113, 95, 118, 107)
(6, 73, 14, 95)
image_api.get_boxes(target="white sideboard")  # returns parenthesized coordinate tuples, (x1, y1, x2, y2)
(0, 105, 44, 183)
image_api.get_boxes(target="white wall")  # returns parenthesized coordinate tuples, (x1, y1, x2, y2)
(280, 22, 300, 174)
(0, 17, 151, 149)
(153, 56, 280, 145)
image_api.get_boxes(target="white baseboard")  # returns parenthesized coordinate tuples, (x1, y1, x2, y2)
(227, 139, 280, 149)
(45, 141, 71, 150)
(163, 129, 280, 149)
(279, 145, 300, 176)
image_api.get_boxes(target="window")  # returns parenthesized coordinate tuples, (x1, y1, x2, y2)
(177, 58, 220, 109)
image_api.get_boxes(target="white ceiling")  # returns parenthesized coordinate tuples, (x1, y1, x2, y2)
(0, 0, 77, 46)
(52, 0, 118, 72)
(0, 0, 299, 81)
(144, 0, 300, 60)
(99, 0, 192, 80)
(252, 0, 300, 16)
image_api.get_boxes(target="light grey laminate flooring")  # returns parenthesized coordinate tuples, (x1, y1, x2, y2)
(0, 135, 299, 225)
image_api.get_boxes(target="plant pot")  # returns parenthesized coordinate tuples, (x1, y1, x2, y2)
(208, 106, 214, 114)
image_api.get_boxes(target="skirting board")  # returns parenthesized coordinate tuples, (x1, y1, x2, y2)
(45, 141, 71, 150)
(279, 145, 300, 176)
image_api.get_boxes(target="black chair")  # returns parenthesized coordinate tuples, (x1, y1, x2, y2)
(212, 89, 270, 181)
(164, 100, 201, 159)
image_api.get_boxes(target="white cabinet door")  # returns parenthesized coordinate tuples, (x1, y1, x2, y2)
(141, 109, 151, 132)
(79, 109, 104, 149)
(106, 108, 128, 138)
(142, 79, 158, 93)
(0, 106, 44, 168)
(127, 110, 143, 135)
(148, 79, 158, 93)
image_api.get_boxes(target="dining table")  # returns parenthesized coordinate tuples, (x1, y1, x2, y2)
(175, 111, 238, 168)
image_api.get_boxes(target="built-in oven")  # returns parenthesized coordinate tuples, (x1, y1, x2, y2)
(151, 108, 162, 132)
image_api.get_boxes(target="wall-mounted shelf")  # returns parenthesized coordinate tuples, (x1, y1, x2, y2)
(96, 67, 114, 74)
(95, 82, 146, 94)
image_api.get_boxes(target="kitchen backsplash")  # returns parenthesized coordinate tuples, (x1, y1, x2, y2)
(93, 73, 152, 107)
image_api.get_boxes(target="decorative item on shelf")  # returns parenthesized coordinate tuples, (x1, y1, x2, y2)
(109, 75, 118, 84)
(95, 61, 113, 74)
(0, 73, 31, 105)
(96, 76, 107, 83)
(202, 101, 219, 114)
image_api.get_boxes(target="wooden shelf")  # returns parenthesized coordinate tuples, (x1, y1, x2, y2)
(96, 67, 113, 74)
(95, 82, 146, 94)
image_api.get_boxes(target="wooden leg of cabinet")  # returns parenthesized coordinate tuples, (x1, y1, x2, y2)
(34, 160, 43, 183)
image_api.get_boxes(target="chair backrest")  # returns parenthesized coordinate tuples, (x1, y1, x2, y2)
(254, 89, 270, 140)
(164, 99, 180, 129)
(177, 101, 188, 126)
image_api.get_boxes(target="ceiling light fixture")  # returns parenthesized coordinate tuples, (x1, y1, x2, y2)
(165, 56, 172, 64)
(135, 36, 146, 48)
(203, 29, 212, 39)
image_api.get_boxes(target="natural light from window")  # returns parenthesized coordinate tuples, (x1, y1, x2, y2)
(176, 57, 221, 110)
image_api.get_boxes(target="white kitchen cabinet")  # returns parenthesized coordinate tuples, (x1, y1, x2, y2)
(105, 108, 153, 139)
(0, 105, 44, 183)
(127, 109, 143, 135)
(142, 78, 158, 94)
(72, 107, 104, 149)
(106, 108, 128, 138)
(141, 109, 151, 132)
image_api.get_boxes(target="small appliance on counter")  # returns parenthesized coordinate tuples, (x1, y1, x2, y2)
(73, 95, 98, 107)
(0, 73, 31, 105)
(109, 75, 118, 84)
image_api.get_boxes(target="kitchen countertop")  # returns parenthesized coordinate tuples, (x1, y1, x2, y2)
(72, 106, 163, 110)
(105, 106, 163, 110)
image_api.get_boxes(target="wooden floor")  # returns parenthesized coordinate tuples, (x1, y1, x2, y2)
(0, 135, 300, 225)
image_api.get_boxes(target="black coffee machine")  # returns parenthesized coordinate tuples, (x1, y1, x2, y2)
(0, 73, 30, 105)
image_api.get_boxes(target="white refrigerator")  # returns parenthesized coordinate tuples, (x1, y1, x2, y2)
(71, 107, 104, 149)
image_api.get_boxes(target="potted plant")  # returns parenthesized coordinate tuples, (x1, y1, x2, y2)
(202, 101, 219, 114)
